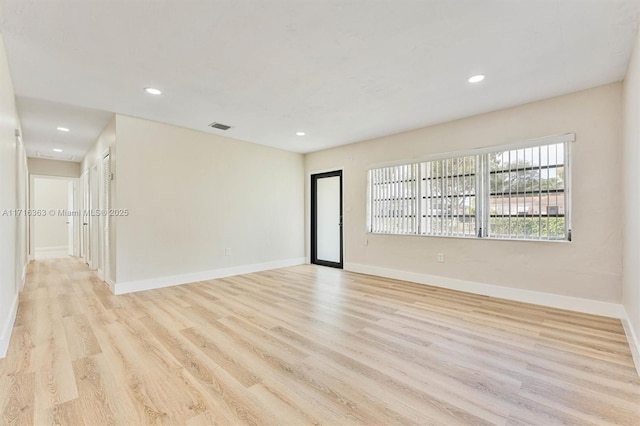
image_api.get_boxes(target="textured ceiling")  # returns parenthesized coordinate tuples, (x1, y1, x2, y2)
(0, 0, 639, 160)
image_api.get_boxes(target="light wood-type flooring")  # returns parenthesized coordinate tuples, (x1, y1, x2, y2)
(0, 258, 639, 425)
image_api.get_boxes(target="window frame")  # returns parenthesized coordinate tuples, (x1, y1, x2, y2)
(366, 133, 574, 242)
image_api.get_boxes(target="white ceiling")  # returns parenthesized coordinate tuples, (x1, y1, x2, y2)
(0, 0, 639, 160)
(16, 97, 113, 161)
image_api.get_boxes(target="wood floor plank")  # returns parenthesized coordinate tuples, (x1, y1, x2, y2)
(57, 294, 84, 319)
(48, 397, 84, 426)
(138, 315, 282, 425)
(0, 373, 35, 425)
(180, 327, 261, 388)
(63, 314, 102, 360)
(247, 383, 323, 425)
(0, 326, 35, 377)
(0, 258, 637, 425)
(32, 291, 78, 415)
(108, 316, 210, 423)
(280, 324, 498, 425)
(71, 355, 118, 425)
(83, 318, 168, 424)
(184, 410, 235, 426)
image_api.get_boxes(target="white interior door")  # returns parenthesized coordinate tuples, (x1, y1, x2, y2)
(82, 170, 89, 263)
(101, 152, 111, 282)
(89, 164, 99, 271)
(31, 176, 71, 260)
(311, 171, 343, 268)
(67, 180, 74, 256)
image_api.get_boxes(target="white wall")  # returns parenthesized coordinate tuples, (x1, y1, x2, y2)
(82, 117, 115, 172)
(0, 33, 27, 358)
(28, 158, 80, 178)
(32, 177, 69, 255)
(113, 115, 305, 290)
(622, 27, 640, 373)
(15, 132, 28, 289)
(306, 83, 622, 306)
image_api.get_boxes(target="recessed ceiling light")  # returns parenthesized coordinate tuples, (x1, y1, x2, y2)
(57, 127, 70, 132)
(296, 131, 306, 136)
(468, 74, 485, 83)
(53, 148, 63, 152)
(144, 87, 162, 95)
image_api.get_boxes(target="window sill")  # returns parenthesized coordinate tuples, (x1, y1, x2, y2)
(366, 231, 571, 244)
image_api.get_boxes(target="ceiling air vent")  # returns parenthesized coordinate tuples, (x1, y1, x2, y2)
(35, 151, 76, 161)
(209, 122, 232, 131)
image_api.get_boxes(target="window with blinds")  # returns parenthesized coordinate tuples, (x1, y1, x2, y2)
(420, 155, 477, 237)
(369, 164, 418, 234)
(367, 134, 572, 241)
(487, 142, 567, 240)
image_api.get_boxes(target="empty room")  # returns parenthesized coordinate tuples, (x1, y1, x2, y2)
(1, 0, 639, 425)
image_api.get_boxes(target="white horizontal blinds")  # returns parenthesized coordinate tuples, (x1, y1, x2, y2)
(420, 155, 477, 237)
(486, 142, 567, 240)
(370, 164, 418, 234)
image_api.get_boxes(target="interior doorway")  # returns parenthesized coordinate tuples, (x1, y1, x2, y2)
(82, 169, 89, 264)
(82, 150, 112, 283)
(311, 170, 343, 269)
(88, 163, 99, 271)
(30, 175, 78, 260)
(100, 150, 111, 282)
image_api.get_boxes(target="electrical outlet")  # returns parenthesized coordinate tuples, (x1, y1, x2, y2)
(224, 248, 231, 256)
(437, 252, 445, 263)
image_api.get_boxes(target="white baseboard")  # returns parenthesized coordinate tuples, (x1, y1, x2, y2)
(112, 257, 306, 295)
(0, 294, 19, 358)
(34, 246, 69, 260)
(344, 263, 623, 319)
(621, 307, 640, 377)
(106, 278, 116, 294)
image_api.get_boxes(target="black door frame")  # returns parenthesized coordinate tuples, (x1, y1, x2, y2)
(311, 170, 343, 269)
